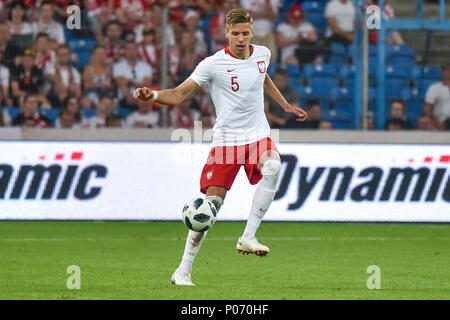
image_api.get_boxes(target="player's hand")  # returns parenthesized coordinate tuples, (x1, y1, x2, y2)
(285, 104, 308, 122)
(133, 87, 154, 101)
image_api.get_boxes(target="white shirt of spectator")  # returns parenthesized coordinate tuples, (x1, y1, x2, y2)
(189, 44, 271, 146)
(9, 22, 34, 35)
(169, 108, 201, 128)
(44, 64, 81, 91)
(425, 82, 450, 122)
(113, 59, 153, 100)
(240, 0, 280, 37)
(276, 21, 315, 64)
(134, 24, 176, 46)
(126, 111, 159, 128)
(33, 20, 65, 44)
(88, 116, 106, 128)
(0, 64, 10, 90)
(325, 0, 356, 38)
(54, 116, 88, 129)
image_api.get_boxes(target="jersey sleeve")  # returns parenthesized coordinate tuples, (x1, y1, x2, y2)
(189, 57, 215, 87)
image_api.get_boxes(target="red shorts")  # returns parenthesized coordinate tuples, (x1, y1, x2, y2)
(200, 137, 278, 194)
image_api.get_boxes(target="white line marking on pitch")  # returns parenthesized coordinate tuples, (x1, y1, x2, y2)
(1, 237, 449, 242)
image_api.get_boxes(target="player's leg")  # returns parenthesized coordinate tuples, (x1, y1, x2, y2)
(238, 148, 281, 256)
(172, 186, 227, 286)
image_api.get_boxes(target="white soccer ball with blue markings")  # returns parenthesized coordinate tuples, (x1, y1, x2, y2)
(182, 197, 217, 232)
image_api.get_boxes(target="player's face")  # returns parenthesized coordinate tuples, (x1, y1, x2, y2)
(226, 23, 253, 57)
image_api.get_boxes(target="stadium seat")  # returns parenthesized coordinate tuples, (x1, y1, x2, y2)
(68, 38, 97, 52)
(306, 14, 327, 35)
(82, 109, 97, 118)
(385, 65, 410, 80)
(418, 79, 436, 97)
(304, 64, 336, 78)
(73, 51, 92, 71)
(118, 108, 132, 119)
(2, 106, 20, 120)
(310, 77, 336, 96)
(385, 79, 407, 99)
(387, 44, 416, 69)
(339, 64, 356, 81)
(301, 1, 326, 14)
(267, 64, 300, 79)
(322, 108, 353, 129)
(329, 42, 347, 65)
(410, 65, 442, 81)
(40, 108, 59, 126)
(296, 85, 328, 108)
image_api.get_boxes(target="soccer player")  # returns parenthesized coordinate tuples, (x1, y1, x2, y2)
(134, 8, 308, 286)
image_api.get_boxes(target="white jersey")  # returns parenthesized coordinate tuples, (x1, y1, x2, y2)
(189, 44, 271, 146)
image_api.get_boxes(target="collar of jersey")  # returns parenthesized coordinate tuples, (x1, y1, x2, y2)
(225, 45, 254, 60)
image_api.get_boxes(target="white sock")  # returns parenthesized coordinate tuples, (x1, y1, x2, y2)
(178, 230, 208, 273)
(178, 195, 224, 273)
(243, 159, 281, 238)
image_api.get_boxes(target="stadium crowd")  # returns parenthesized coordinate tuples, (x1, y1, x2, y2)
(0, 0, 448, 130)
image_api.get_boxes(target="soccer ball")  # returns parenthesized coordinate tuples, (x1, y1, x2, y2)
(182, 197, 217, 232)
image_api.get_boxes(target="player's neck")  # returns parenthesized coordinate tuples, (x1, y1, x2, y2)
(226, 45, 253, 60)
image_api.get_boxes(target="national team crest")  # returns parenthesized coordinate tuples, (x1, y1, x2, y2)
(257, 61, 266, 73)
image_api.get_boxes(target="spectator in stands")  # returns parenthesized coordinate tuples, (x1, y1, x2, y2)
(367, 0, 404, 45)
(113, 41, 152, 109)
(33, 32, 56, 71)
(210, 0, 240, 53)
(170, 97, 201, 128)
(386, 118, 404, 131)
(423, 62, 450, 131)
(8, 1, 34, 50)
(10, 48, 50, 108)
(201, 110, 213, 129)
(125, 100, 159, 128)
(45, 44, 82, 107)
(325, 0, 356, 47)
(85, 0, 111, 44)
(0, 50, 11, 107)
(184, 10, 207, 64)
(88, 94, 114, 128)
(178, 30, 198, 80)
(386, 99, 413, 130)
(240, 0, 280, 63)
(284, 99, 322, 129)
(82, 45, 114, 105)
(56, 108, 76, 129)
(318, 119, 333, 130)
(366, 111, 374, 130)
(276, 4, 321, 65)
(12, 94, 51, 127)
(114, 0, 149, 31)
(103, 20, 125, 65)
(54, 96, 88, 129)
(106, 114, 124, 128)
(264, 68, 301, 128)
(416, 114, 435, 131)
(33, 1, 65, 44)
(138, 27, 161, 84)
(0, 23, 22, 70)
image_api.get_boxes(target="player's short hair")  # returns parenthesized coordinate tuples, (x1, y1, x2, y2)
(226, 8, 253, 29)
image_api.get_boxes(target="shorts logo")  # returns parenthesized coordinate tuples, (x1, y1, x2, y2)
(257, 61, 266, 73)
(207, 171, 213, 180)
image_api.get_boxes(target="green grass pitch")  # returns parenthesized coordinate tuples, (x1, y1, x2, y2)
(0, 221, 449, 300)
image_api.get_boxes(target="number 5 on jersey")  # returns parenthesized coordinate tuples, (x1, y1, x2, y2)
(231, 76, 239, 92)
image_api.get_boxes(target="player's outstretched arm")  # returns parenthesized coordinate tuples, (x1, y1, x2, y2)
(134, 78, 199, 106)
(264, 74, 308, 122)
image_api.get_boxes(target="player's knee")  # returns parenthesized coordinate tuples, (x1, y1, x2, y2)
(261, 159, 281, 177)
